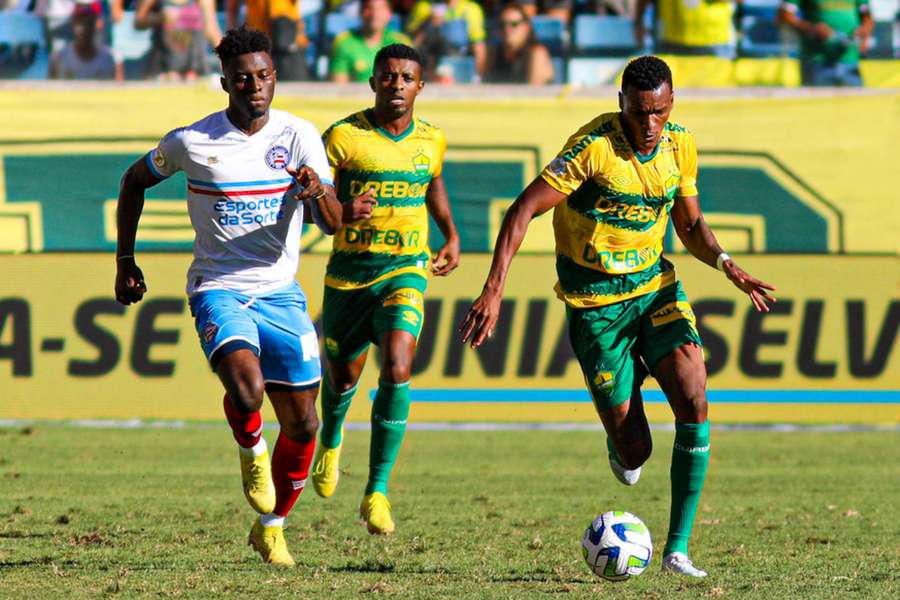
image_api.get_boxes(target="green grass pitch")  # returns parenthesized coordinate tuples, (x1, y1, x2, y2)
(0, 426, 897, 598)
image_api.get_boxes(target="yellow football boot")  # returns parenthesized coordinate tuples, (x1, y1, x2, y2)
(360, 492, 395, 535)
(239, 449, 276, 514)
(247, 520, 295, 567)
(311, 441, 342, 498)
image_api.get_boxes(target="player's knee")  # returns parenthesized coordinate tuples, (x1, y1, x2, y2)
(381, 355, 412, 384)
(229, 377, 265, 413)
(678, 379, 708, 424)
(281, 409, 318, 443)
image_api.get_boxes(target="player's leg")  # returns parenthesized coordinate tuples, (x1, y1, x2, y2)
(246, 384, 319, 567)
(245, 283, 321, 566)
(567, 303, 651, 483)
(360, 329, 416, 535)
(653, 344, 709, 577)
(641, 282, 709, 577)
(189, 289, 275, 515)
(312, 284, 375, 498)
(361, 278, 426, 535)
(598, 377, 653, 485)
(312, 352, 368, 498)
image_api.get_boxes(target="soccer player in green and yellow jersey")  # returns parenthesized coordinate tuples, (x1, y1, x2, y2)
(312, 44, 460, 535)
(461, 56, 776, 577)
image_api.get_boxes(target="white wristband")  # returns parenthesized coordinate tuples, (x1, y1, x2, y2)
(716, 252, 731, 271)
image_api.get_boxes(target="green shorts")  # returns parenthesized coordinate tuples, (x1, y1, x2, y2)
(567, 280, 702, 412)
(322, 274, 427, 363)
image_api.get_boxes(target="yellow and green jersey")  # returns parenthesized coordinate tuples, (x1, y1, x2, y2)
(541, 112, 698, 309)
(323, 109, 447, 290)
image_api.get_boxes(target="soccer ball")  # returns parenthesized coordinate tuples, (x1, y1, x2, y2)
(581, 511, 653, 581)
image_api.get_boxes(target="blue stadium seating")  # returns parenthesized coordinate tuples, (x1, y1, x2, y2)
(869, 20, 898, 58)
(438, 55, 476, 83)
(531, 16, 566, 56)
(0, 12, 49, 79)
(441, 19, 470, 52)
(573, 15, 637, 56)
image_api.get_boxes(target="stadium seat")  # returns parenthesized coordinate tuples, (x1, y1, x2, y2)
(551, 56, 565, 84)
(438, 55, 476, 83)
(574, 15, 637, 56)
(325, 12, 361, 41)
(0, 12, 48, 79)
(739, 13, 797, 58)
(112, 11, 153, 79)
(868, 20, 898, 59)
(441, 19, 470, 52)
(531, 16, 566, 56)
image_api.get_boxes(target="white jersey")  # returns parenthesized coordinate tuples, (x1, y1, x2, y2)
(147, 109, 332, 296)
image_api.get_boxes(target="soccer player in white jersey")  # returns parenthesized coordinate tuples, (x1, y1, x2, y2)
(114, 26, 343, 567)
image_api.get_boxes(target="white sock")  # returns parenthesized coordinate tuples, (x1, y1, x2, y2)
(259, 513, 285, 528)
(238, 437, 267, 458)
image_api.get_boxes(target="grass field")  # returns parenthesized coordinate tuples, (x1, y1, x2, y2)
(0, 425, 897, 599)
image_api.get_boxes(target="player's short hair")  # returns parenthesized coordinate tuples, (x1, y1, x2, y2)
(621, 56, 673, 92)
(215, 25, 271, 65)
(373, 44, 424, 71)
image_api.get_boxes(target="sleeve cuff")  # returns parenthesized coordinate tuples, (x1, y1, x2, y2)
(145, 152, 168, 180)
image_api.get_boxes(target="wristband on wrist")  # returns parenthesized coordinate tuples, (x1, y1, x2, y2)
(116, 254, 134, 261)
(716, 252, 731, 271)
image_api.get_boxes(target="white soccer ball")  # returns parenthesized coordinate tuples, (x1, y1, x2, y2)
(581, 511, 653, 581)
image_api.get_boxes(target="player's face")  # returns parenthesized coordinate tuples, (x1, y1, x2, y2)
(221, 52, 276, 121)
(370, 58, 424, 119)
(618, 82, 674, 155)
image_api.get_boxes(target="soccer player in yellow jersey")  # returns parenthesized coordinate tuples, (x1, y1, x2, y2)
(312, 44, 460, 535)
(461, 56, 776, 577)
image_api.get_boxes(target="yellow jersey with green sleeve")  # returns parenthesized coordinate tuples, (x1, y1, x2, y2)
(323, 109, 447, 290)
(540, 112, 698, 309)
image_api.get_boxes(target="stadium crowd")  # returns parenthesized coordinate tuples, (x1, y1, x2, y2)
(0, 0, 897, 85)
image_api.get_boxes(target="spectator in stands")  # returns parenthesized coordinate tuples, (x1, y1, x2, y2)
(48, 1, 116, 78)
(407, 0, 487, 77)
(485, 2, 553, 83)
(516, 0, 572, 23)
(778, 0, 873, 86)
(135, 0, 221, 80)
(635, 0, 736, 57)
(35, 0, 79, 53)
(330, 0, 412, 82)
(225, 0, 309, 80)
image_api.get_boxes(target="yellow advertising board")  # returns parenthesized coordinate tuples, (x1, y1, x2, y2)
(1, 254, 897, 423)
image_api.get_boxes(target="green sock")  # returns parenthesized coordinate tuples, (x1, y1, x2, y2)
(664, 421, 710, 556)
(319, 379, 356, 449)
(366, 380, 411, 495)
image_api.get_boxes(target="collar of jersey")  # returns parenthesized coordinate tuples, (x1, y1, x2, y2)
(365, 108, 416, 142)
(222, 110, 273, 138)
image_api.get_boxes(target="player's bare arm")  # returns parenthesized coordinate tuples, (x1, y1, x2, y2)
(460, 178, 566, 348)
(114, 153, 162, 305)
(425, 174, 460, 277)
(671, 194, 776, 313)
(288, 164, 342, 234)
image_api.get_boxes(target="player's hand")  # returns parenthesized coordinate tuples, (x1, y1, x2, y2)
(115, 258, 147, 305)
(812, 22, 834, 41)
(459, 288, 502, 349)
(344, 189, 377, 223)
(431, 236, 460, 276)
(722, 260, 777, 313)
(287, 165, 324, 202)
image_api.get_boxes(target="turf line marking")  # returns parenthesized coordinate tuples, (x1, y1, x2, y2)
(0, 420, 897, 433)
